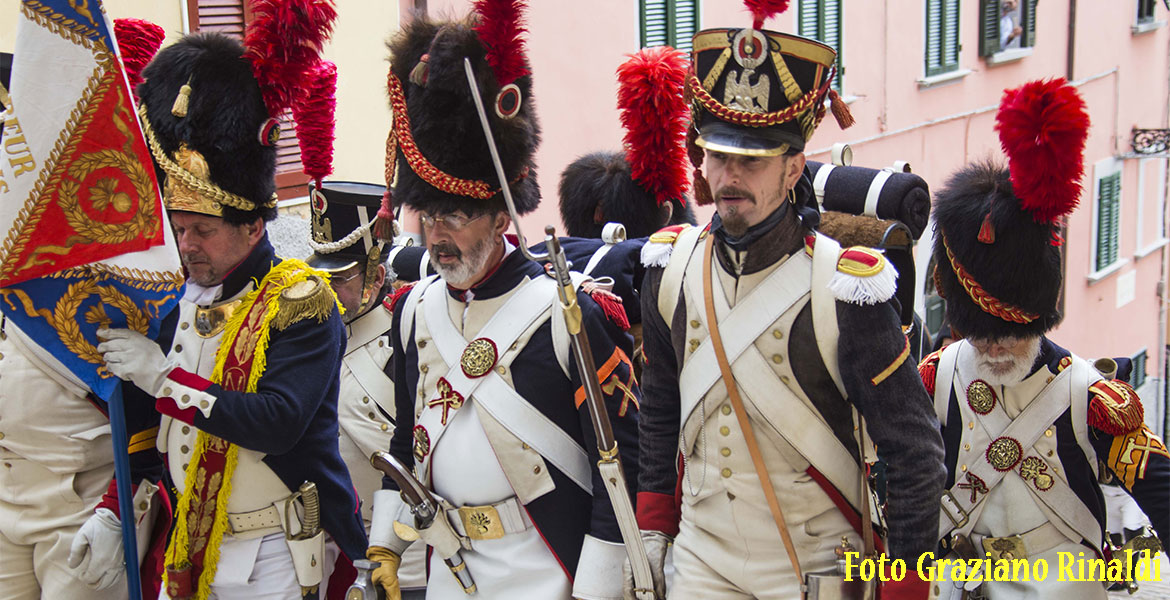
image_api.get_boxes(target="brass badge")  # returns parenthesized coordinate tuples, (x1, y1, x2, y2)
(460, 338, 498, 378)
(427, 377, 465, 426)
(413, 425, 430, 463)
(457, 505, 506, 540)
(966, 380, 997, 415)
(1019, 456, 1054, 491)
(986, 437, 1023, 472)
(982, 535, 1027, 561)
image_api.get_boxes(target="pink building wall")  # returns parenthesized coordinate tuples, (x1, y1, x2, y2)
(400, 1, 1168, 408)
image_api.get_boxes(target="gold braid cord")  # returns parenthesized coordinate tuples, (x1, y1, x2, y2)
(138, 107, 276, 212)
(688, 73, 831, 128)
(943, 236, 1039, 324)
(387, 72, 526, 200)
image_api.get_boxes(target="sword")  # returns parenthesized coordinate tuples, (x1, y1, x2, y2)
(287, 481, 322, 599)
(369, 452, 476, 594)
(462, 57, 659, 600)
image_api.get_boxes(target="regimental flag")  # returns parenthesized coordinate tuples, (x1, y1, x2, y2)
(0, 0, 183, 401)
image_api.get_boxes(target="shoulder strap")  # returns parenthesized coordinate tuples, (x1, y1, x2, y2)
(549, 271, 590, 379)
(809, 233, 846, 398)
(934, 342, 963, 427)
(1068, 356, 1101, 478)
(400, 275, 438, 349)
(656, 226, 704, 325)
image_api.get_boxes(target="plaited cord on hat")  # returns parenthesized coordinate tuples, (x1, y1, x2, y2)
(138, 107, 277, 211)
(942, 235, 1039, 324)
(308, 219, 374, 254)
(386, 71, 528, 200)
(687, 72, 831, 128)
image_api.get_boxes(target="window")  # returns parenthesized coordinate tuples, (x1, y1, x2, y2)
(798, 0, 843, 92)
(925, 0, 960, 77)
(640, 0, 699, 53)
(1131, 349, 1148, 389)
(1138, 0, 1158, 24)
(186, 0, 307, 200)
(1136, 159, 1167, 255)
(1094, 171, 1122, 273)
(980, 0, 1036, 57)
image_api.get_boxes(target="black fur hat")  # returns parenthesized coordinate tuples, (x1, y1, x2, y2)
(558, 151, 694, 239)
(932, 161, 1064, 340)
(138, 33, 277, 225)
(385, 14, 540, 218)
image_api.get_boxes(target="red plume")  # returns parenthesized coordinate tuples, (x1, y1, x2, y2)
(473, 0, 530, 86)
(114, 18, 165, 95)
(244, 0, 338, 117)
(292, 60, 337, 186)
(995, 78, 1091, 224)
(617, 46, 691, 207)
(745, 0, 791, 29)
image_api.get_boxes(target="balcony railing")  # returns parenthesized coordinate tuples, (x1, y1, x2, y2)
(1132, 128, 1170, 155)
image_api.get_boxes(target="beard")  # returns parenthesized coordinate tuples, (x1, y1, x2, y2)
(715, 185, 755, 237)
(971, 337, 1042, 387)
(430, 236, 494, 288)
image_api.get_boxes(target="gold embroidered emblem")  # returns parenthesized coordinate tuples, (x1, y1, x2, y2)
(427, 378, 465, 426)
(456, 505, 505, 540)
(460, 338, 498, 378)
(966, 380, 997, 415)
(413, 426, 430, 463)
(602, 373, 639, 417)
(1109, 425, 1170, 489)
(986, 437, 1022, 472)
(957, 472, 988, 503)
(1019, 456, 1054, 491)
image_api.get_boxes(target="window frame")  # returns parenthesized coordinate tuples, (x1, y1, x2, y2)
(979, 0, 1037, 64)
(924, 0, 961, 78)
(1131, 348, 1149, 389)
(1138, 0, 1158, 24)
(1089, 158, 1126, 281)
(639, 0, 700, 53)
(1135, 158, 1169, 258)
(798, 0, 844, 92)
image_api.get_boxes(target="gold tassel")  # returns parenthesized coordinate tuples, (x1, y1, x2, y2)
(171, 77, 193, 118)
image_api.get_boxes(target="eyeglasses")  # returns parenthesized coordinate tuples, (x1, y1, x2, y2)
(967, 337, 1023, 353)
(420, 213, 485, 231)
(331, 270, 364, 284)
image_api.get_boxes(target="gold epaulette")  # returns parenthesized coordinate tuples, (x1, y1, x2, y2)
(827, 246, 897, 305)
(647, 224, 692, 245)
(268, 262, 341, 331)
(1088, 379, 1144, 436)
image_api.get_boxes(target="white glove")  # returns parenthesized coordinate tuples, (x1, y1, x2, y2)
(622, 530, 670, 600)
(67, 508, 126, 590)
(97, 328, 172, 396)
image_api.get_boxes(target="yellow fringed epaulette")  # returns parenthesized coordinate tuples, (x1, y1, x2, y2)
(827, 246, 897, 305)
(648, 223, 692, 245)
(1089, 379, 1145, 436)
(641, 224, 695, 268)
(268, 261, 341, 331)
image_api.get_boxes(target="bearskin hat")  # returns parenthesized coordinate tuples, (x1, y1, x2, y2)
(933, 79, 1090, 340)
(138, 33, 277, 225)
(383, 6, 540, 221)
(558, 152, 694, 239)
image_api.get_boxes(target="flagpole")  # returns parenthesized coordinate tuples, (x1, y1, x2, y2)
(108, 381, 143, 600)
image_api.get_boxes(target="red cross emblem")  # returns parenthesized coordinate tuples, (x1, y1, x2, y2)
(427, 377, 464, 426)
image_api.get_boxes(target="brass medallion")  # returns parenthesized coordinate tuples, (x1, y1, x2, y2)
(986, 437, 1022, 472)
(966, 380, 997, 415)
(460, 338, 498, 378)
(1019, 456, 1054, 491)
(413, 425, 430, 463)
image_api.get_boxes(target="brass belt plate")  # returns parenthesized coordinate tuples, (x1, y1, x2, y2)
(458, 504, 506, 540)
(981, 534, 1027, 561)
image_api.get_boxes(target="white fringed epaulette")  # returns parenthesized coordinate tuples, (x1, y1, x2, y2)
(827, 246, 898, 305)
(640, 224, 692, 268)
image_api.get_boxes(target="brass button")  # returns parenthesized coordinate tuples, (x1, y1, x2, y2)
(180, 445, 189, 454)
(772, 329, 783, 339)
(963, 443, 970, 451)
(380, 423, 389, 432)
(368, 412, 375, 419)
(719, 426, 730, 436)
(510, 342, 518, 351)
(1047, 450, 1054, 457)
(180, 322, 189, 330)
(418, 340, 427, 348)
(771, 354, 783, 364)
(182, 463, 188, 471)
(721, 468, 732, 478)
(362, 396, 370, 404)
(690, 320, 701, 329)
(968, 421, 975, 430)
(162, 387, 173, 396)
(780, 375, 790, 384)
(688, 339, 700, 353)
(378, 340, 385, 347)
(420, 365, 429, 374)
(522, 442, 530, 450)
(533, 465, 541, 474)
(960, 464, 967, 472)
(1044, 429, 1054, 437)
(1046, 376, 1054, 384)
(199, 400, 209, 409)
(721, 405, 731, 416)
(181, 394, 190, 403)
(181, 426, 190, 435)
(139, 502, 148, 511)
(497, 366, 506, 375)
(0, 351, 5, 360)
(174, 344, 183, 353)
(0, 432, 5, 441)
(720, 447, 731, 457)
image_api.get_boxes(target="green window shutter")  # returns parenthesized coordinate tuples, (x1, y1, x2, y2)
(798, 0, 819, 37)
(1139, 0, 1157, 24)
(942, 0, 959, 70)
(926, 0, 959, 76)
(640, 0, 668, 48)
(925, 0, 942, 75)
(1021, 0, 1037, 48)
(1131, 350, 1148, 388)
(979, 0, 1001, 57)
(673, 0, 699, 53)
(1096, 173, 1122, 271)
(800, 0, 843, 90)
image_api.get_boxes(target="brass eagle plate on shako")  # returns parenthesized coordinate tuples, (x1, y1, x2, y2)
(966, 380, 997, 415)
(460, 338, 498, 378)
(986, 436, 1022, 472)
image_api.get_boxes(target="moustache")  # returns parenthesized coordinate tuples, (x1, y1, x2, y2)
(181, 253, 207, 265)
(714, 186, 755, 203)
(431, 243, 462, 259)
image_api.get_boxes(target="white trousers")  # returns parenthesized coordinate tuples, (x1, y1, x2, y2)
(0, 454, 123, 600)
(157, 533, 339, 600)
(671, 490, 855, 599)
(425, 526, 570, 599)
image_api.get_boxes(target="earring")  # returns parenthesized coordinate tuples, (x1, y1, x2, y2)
(788, 188, 797, 205)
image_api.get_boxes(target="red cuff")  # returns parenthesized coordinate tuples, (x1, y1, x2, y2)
(97, 478, 139, 519)
(881, 566, 932, 600)
(636, 491, 680, 537)
(156, 396, 197, 424)
(165, 367, 212, 391)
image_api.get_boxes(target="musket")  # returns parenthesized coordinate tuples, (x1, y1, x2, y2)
(462, 58, 658, 600)
(369, 451, 476, 594)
